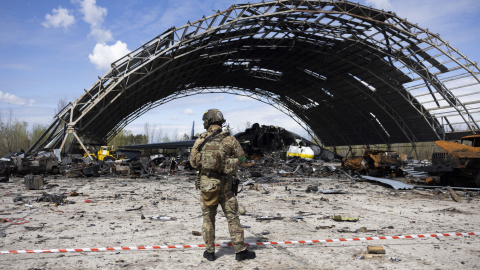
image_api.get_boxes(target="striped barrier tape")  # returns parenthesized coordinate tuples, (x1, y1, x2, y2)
(1, 232, 478, 254)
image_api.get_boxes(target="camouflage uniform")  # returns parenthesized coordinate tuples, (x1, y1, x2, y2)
(190, 124, 247, 253)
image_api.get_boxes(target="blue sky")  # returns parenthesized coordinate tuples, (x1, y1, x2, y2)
(1, 0, 480, 141)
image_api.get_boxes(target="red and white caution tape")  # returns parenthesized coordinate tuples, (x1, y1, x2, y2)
(1, 232, 478, 254)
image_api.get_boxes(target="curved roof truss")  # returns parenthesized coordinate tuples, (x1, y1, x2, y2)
(29, 0, 480, 154)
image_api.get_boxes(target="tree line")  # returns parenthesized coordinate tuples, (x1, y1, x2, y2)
(0, 110, 193, 157)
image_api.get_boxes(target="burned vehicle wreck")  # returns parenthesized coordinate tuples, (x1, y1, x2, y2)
(342, 149, 405, 177)
(415, 134, 480, 187)
(2, 151, 60, 178)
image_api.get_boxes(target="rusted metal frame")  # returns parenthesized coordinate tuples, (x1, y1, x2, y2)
(301, 13, 333, 41)
(259, 14, 282, 39)
(73, 43, 181, 130)
(110, 31, 168, 69)
(42, 126, 67, 149)
(107, 34, 255, 97)
(402, 56, 474, 82)
(397, 52, 478, 132)
(430, 38, 480, 80)
(427, 100, 480, 114)
(218, 10, 250, 41)
(294, 8, 402, 36)
(345, 37, 446, 139)
(403, 22, 480, 83)
(403, 46, 442, 108)
(74, 84, 126, 130)
(331, 0, 380, 32)
(442, 116, 455, 133)
(416, 75, 480, 101)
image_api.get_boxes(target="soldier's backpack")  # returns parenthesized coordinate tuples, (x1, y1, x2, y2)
(200, 132, 229, 173)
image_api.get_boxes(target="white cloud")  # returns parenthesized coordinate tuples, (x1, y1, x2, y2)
(0, 91, 35, 106)
(88, 41, 130, 70)
(183, 109, 194, 115)
(89, 27, 113, 43)
(42, 6, 75, 29)
(366, 0, 392, 10)
(76, 0, 113, 43)
(78, 0, 107, 27)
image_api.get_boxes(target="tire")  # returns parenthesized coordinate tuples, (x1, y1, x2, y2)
(103, 156, 115, 163)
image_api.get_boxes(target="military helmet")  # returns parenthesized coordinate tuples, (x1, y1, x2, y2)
(202, 109, 226, 127)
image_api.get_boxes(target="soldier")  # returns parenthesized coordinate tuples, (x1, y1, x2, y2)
(190, 109, 256, 261)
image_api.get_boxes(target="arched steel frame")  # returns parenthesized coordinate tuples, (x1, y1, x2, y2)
(28, 0, 480, 156)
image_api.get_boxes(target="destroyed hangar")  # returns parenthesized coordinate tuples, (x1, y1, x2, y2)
(25, 0, 480, 157)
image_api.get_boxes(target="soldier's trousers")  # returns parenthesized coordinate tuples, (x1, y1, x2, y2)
(200, 176, 246, 253)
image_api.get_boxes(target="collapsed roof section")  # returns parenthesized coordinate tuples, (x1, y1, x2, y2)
(29, 0, 480, 155)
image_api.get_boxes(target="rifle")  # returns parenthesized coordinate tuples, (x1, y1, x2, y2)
(231, 176, 241, 196)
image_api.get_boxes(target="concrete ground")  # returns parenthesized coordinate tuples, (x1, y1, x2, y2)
(0, 174, 479, 269)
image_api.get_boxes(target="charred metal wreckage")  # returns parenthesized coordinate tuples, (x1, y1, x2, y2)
(0, 124, 346, 188)
(415, 134, 480, 187)
(341, 149, 406, 177)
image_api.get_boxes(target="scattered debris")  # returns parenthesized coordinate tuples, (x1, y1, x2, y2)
(24, 224, 44, 231)
(316, 189, 348, 194)
(367, 246, 386, 254)
(447, 186, 462, 202)
(315, 225, 335, 230)
(360, 175, 414, 190)
(150, 215, 176, 221)
(256, 215, 284, 221)
(24, 175, 44, 190)
(332, 215, 359, 222)
(125, 206, 143, 211)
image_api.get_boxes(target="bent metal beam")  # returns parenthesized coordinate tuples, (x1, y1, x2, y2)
(28, 0, 480, 155)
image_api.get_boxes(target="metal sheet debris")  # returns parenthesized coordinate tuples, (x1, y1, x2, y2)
(360, 175, 414, 190)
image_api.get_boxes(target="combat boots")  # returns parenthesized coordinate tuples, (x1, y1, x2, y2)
(235, 249, 256, 261)
(203, 250, 216, 261)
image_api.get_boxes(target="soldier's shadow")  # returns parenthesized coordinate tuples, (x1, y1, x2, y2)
(214, 237, 261, 259)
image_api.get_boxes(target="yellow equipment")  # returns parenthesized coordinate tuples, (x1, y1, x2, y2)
(84, 146, 117, 161)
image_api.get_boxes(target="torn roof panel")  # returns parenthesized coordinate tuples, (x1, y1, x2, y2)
(360, 175, 414, 190)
